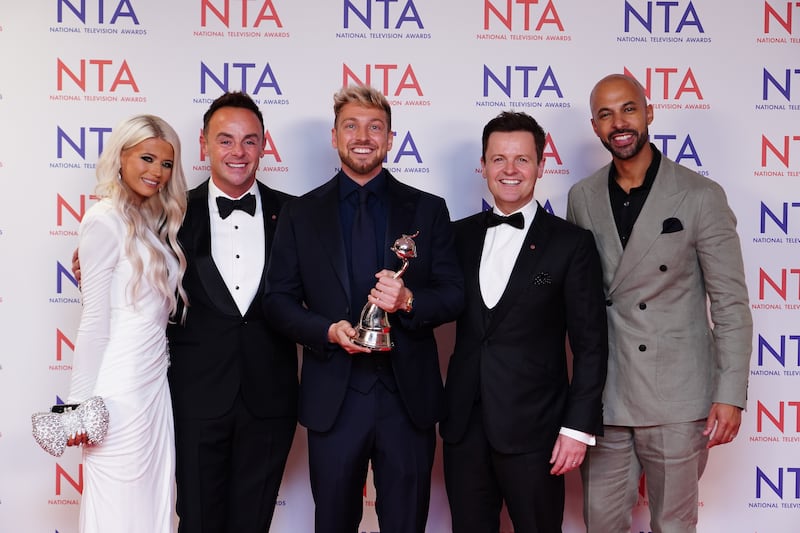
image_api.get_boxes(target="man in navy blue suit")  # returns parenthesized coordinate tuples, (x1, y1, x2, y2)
(264, 85, 463, 533)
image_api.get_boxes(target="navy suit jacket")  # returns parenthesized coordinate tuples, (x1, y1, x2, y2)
(168, 179, 298, 420)
(440, 207, 608, 454)
(264, 172, 463, 432)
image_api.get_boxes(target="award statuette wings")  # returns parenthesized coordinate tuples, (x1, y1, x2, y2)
(352, 231, 419, 351)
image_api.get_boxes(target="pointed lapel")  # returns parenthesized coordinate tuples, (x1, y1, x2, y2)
(187, 180, 240, 317)
(463, 215, 488, 299)
(259, 181, 282, 255)
(308, 178, 351, 299)
(485, 205, 550, 337)
(455, 213, 490, 336)
(241, 181, 284, 314)
(581, 171, 624, 288)
(609, 161, 687, 293)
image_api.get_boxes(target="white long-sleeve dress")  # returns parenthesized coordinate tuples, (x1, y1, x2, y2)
(68, 199, 177, 533)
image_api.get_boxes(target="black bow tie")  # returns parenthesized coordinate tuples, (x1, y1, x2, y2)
(216, 193, 256, 219)
(486, 211, 524, 229)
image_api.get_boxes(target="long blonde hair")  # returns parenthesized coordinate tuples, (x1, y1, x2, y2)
(94, 114, 189, 319)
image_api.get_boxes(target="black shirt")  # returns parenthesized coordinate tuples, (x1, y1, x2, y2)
(608, 144, 661, 248)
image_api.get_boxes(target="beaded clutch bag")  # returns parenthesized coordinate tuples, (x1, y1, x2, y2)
(31, 396, 109, 457)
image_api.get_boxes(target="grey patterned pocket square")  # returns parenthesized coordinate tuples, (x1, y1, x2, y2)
(533, 272, 552, 286)
(661, 217, 683, 234)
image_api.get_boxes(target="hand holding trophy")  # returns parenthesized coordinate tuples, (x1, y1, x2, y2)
(352, 231, 419, 351)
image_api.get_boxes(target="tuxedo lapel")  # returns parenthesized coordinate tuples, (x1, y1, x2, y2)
(459, 213, 488, 313)
(241, 182, 284, 316)
(485, 207, 550, 338)
(259, 181, 282, 255)
(609, 162, 687, 293)
(187, 180, 241, 317)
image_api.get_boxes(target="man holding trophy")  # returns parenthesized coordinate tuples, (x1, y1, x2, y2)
(264, 85, 463, 533)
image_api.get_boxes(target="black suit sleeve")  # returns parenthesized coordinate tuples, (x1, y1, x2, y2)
(562, 229, 608, 435)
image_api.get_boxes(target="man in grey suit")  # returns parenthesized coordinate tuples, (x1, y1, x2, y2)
(566, 73, 753, 533)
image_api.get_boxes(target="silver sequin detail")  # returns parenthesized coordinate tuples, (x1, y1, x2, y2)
(31, 396, 110, 457)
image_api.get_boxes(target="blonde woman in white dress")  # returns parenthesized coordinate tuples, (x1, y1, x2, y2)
(67, 114, 188, 532)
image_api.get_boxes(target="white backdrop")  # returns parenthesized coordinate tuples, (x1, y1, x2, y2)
(0, 1, 798, 532)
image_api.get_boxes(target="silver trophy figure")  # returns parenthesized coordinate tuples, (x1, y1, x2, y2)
(352, 232, 419, 351)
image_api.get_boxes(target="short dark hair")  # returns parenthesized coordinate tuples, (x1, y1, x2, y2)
(202, 91, 264, 134)
(481, 111, 546, 163)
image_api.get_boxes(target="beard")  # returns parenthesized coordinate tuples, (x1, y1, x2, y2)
(601, 128, 649, 160)
(338, 145, 384, 177)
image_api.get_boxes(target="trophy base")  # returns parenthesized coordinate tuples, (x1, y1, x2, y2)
(352, 327, 393, 352)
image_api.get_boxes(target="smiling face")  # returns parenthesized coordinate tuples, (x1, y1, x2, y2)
(119, 137, 174, 204)
(331, 102, 393, 185)
(481, 130, 544, 215)
(200, 106, 265, 197)
(590, 75, 653, 162)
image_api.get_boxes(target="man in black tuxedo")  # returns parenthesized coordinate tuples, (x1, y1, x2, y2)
(167, 92, 298, 532)
(264, 85, 463, 533)
(440, 111, 608, 533)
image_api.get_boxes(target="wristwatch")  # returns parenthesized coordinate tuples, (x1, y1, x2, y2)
(403, 292, 414, 313)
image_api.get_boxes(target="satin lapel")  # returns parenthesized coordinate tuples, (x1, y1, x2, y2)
(188, 181, 240, 317)
(259, 182, 282, 255)
(384, 174, 419, 270)
(485, 207, 550, 338)
(461, 214, 489, 327)
(309, 178, 350, 299)
(609, 161, 687, 293)
(246, 182, 281, 307)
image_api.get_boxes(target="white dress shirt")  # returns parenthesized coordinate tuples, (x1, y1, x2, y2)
(479, 199, 595, 446)
(208, 180, 265, 316)
(479, 200, 538, 308)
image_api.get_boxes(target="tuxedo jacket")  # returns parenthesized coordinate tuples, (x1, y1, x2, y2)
(167, 179, 298, 420)
(439, 207, 608, 454)
(566, 155, 753, 426)
(264, 172, 464, 433)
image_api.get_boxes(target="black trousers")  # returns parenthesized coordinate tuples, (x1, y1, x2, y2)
(174, 391, 296, 533)
(443, 408, 564, 533)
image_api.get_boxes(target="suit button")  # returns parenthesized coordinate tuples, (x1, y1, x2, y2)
(659, 265, 667, 272)
(638, 344, 646, 352)
(606, 299, 613, 306)
(639, 302, 647, 310)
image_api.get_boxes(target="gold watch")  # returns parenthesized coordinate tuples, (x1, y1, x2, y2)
(403, 292, 414, 312)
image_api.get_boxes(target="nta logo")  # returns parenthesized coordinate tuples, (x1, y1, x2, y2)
(57, 0, 140, 25)
(344, 0, 423, 30)
(200, 0, 283, 28)
(623, 1, 704, 33)
(483, 0, 564, 32)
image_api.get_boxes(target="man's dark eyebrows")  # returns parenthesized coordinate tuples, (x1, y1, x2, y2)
(214, 131, 260, 139)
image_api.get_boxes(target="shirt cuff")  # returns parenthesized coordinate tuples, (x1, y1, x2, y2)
(559, 427, 596, 446)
